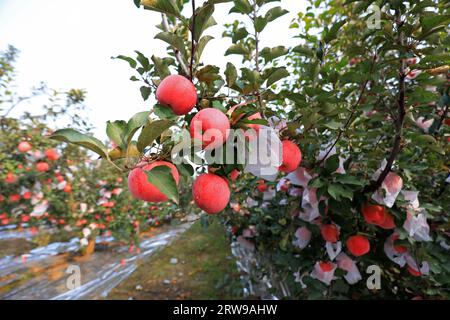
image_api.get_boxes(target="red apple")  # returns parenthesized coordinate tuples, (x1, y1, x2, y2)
(128, 161, 180, 202)
(156, 74, 197, 115)
(279, 140, 302, 173)
(193, 173, 230, 214)
(190, 108, 230, 149)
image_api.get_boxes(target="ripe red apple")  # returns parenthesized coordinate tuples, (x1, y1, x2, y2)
(257, 180, 268, 192)
(190, 108, 230, 149)
(18, 141, 32, 153)
(321, 224, 340, 243)
(346, 235, 370, 257)
(279, 140, 302, 173)
(156, 74, 197, 115)
(361, 203, 386, 225)
(193, 173, 230, 214)
(45, 149, 60, 161)
(379, 212, 395, 229)
(128, 161, 180, 202)
(10, 194, 20, 202)
(5, 172, 17, 184)
(36, 162, 50, 172)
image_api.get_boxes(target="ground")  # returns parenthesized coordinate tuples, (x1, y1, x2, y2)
(108, 219, 243, 300)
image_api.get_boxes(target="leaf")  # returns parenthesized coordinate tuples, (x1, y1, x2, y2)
(126, 111, 150, 144)
(420, 14, 450, 33)
(137, 119, 174, 152)
(229, 0, 252, 14)
(140, 0, 181, 17)
(133, 0, 141, 8)
(106, 120, 127, 148)
(328, 184, 353, 201)
(265, 67, 289, 87)
(335, 174, 365, 186)
(192, 3, 215, 41)
(196, 65, 222, 85)
(146, 166, 179, 204)
(154, 104, 176, 119)
(325, 154, 340, 173)
(324, 120, 342, 130)
(135, 50, 151, 72)
(155, 32, 186, 56)
(177, 163, 194, 178)
(260, 46, 288, 63)
(50, 129, 108, 158)
(196, 35, 214, 62)
(292, 45, 315, 57)
(255, 16, 268, 33)
(225, 62, 238, 87)
(324, 19, 347, 43)
(225, 44, 250, 56)
(265, 6, 288, 23)
(112, 55, 137, 68)
(140, 86, 151, 101)
(151, 55, 170, 79)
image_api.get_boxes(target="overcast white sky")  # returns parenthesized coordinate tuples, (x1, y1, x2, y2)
(0, 0, 306, 140)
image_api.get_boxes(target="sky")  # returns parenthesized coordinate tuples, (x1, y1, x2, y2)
(0, 0, 306, 140)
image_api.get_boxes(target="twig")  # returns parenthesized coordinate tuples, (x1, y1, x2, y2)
(252, 1, 264, 114)
(161, 15, 190, 76)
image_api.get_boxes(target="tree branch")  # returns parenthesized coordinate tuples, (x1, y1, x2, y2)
(364, 11, 406, 194)
(161, 15, 190, 76)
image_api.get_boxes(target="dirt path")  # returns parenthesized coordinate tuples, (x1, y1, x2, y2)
(0, 223, 192, 300)
(108, 220, 243, 300)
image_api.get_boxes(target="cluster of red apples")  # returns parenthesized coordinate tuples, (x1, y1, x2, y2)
(128, 75, 302, 214)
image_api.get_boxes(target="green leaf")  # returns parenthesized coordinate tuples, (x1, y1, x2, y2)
(192, 3, 215, 41)
(325, 154, 340, 173)
(225, 44, 250, 56)
(335, 174, 365, 186)
(126, 111, 150, 144)
(154, 104, 177, 119)
(225, 62, 238, 87)
(230, 0, 252, 14)
(146, 166, 179, 204)
(328, 183, 353, 201)
(260, 46, 288, 63)
(196, 65, 222, 85)
(155, 32, 186, 56)
(177, 163, 194, 178)
(196, 35, 214, 62)
(137, 119, 174, 152)
(140, 0, 181, 17)
(232, 27, 249, 43)
(324, 19, 347, 43)
(292, 45, 315, 57)
(135, 50, 151, 72)
(151, 55, 170, 79)
(255, 16, 268, 33)
(265, 6, 288, 23)
(140, 86, 151, 101)
(324, 120, 342, 130)
(265, 67, 289, 87)
(112, 55, 137, 68)
(50, 129, 108, 158)
(106, 120, 127, 149)
(420, 14, 450, 33)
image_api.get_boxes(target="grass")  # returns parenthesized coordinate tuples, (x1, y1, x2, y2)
(108, 219, 243, 300)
